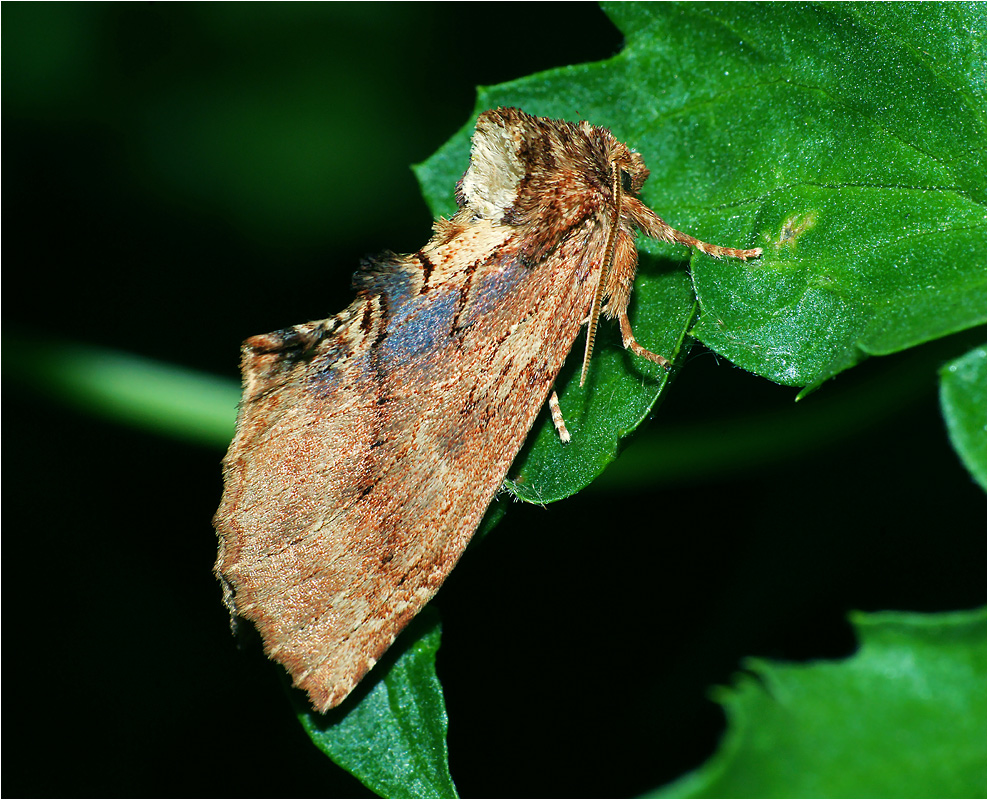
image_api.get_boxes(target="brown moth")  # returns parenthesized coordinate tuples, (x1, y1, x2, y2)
(214, 107, 761, 712)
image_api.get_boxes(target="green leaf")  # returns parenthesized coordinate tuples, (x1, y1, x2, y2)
(685, 3, 988, 389)
(416, 2, 987, 503)
(297, 608, 458, 799)
(652, 608, 988, 799)
(940, 344, 988, 490)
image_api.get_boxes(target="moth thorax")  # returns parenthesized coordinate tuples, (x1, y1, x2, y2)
(460, 119, 525, 219)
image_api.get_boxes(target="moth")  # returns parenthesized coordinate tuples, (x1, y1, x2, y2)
(214, 107, 761, 712)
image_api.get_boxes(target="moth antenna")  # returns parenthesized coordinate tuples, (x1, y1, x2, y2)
(580, 159, 624, 386)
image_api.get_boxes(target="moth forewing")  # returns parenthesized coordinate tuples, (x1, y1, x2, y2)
(214, 107, 761, 712)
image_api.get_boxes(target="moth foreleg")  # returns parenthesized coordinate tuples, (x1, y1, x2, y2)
(548, 390, 571, 444)
(618, 312, 671, 371)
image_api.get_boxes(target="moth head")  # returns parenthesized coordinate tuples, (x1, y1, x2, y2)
(456, 109, 527, 220)
(612, 144, 649, 196)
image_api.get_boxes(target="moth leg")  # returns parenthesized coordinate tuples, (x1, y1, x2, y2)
(618, 312, 671, 371)
(548, 390, 571, 444)
(623, 196, 763, 261)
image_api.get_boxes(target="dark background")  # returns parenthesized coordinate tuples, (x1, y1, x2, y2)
(5, 4, 983, 797)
